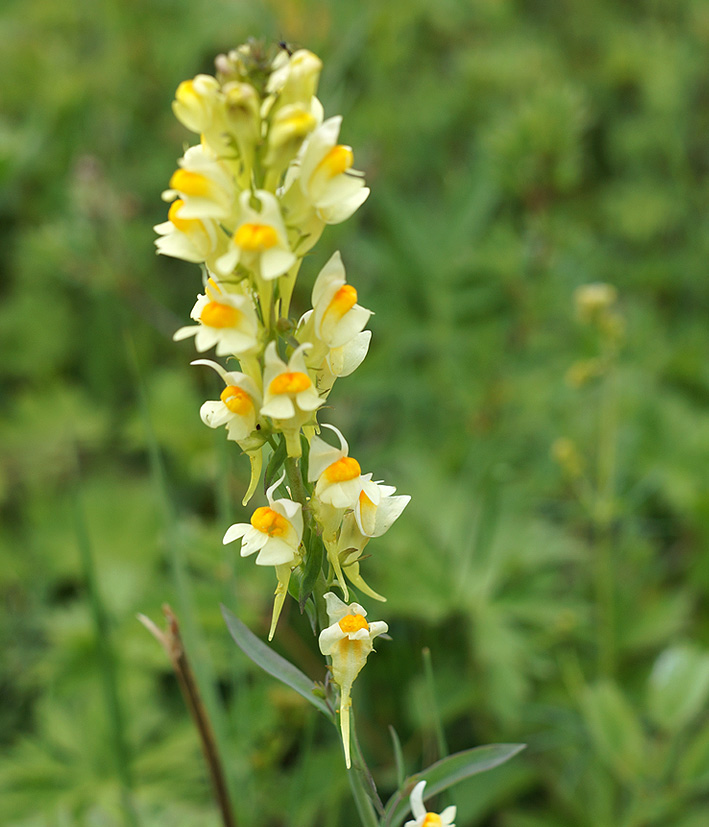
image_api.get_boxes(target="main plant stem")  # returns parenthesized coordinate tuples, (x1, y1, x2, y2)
(347, 711, 383, 827)
(594, 353, 618, 679)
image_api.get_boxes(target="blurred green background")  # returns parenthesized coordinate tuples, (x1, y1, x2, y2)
(3, 0, 709, 824)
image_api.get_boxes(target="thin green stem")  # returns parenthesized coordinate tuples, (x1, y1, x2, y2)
(422, 647, 448, 759)
(347, 712, 383, 827)
(594, 351, 618, 679)
(347, 770, 380, 827)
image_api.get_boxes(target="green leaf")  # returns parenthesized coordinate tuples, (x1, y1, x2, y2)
(221, 605, 333, 719)
(677, 723, 709, 790)
(671, 810, 709, 827)
(264, 437, 287, 491)
(389, 725, 406, 790)
(382, 743, 525, 827)
(580, 681, 646, 782)
(299, 532, 324, 613)
(647, 644, 709, 733)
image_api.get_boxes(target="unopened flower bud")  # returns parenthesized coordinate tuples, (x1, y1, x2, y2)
(565, 358, 604, 388)
(574, 282, 617, 325)
(215, 43, 263, 85)
(551, 437, 584, 478)
(269, 103, 317, 150)
(269, 49, 322, 107)
(172, 74, 221, 134)
(263, 103, 318, 176)
(223, 81, 260, 139)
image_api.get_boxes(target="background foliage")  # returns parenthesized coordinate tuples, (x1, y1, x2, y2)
(2, 0, 709, 824)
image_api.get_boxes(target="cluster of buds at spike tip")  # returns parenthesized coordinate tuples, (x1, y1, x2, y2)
(574, 282, 625, 347)
(157, 42, 409, 768)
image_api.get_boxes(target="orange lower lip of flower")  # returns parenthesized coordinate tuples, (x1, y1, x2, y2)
(338, 613, 369, 633)
(168, 199, 201, 233)
(269, 371, 312, 395)
(251, 506, 289, 536)
(220, 385, 252, 415)
(324, 456, 361, 483)
(206, 277, 222, 296)
(235, 222, 278, 251)
(322, 284, 357, 326)
(422, 815, 443, 827)
(200, 301, 241, 328)
(317, 144, 354, 178)
(169, 168, 211, 197)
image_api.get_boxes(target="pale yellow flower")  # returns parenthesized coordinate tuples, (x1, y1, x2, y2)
(162, 145, 235, 220)
(308, 425, 364, 509)
(223, 474, 304, 640)
(223, 474, 302, 565)
(355, 478, 410, 539)
(191, 358, 262, 445)
(323, 331, 372, 378)
(298, 117, 369, 223)
(172, 74, 222, 135)
(267, 49, 322, 108)
(154, 199, 227, 264)
(215, 190, 296, 280)
(261, 342, 323, 457)
(173, 278, 259, 356)
(318, 593, 387, 768)
(404, 781, 456, 827)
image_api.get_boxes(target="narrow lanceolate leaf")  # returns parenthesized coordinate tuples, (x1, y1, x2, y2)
(581, 681, 646, 782)
(221, 605, 333, 719)
(382, 743, 526, 827)
(299, 433, 311, 487)
(389, 725, 406, 790)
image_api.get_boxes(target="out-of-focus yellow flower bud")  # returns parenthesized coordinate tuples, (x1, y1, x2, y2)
(215, 43, 265, 85)
(269, 104, 316, 146)
(565, 358, 604, 388)
(574, 282, 617, 325)
(551, 437, 585, 478)
(172, 74, 221, 135)
(223, 81, 261, 141)
(269, 49, 322, 108)
(264, 103, 318, 179)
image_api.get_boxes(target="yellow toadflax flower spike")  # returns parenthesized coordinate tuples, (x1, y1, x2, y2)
(318, 593, 388, 768)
